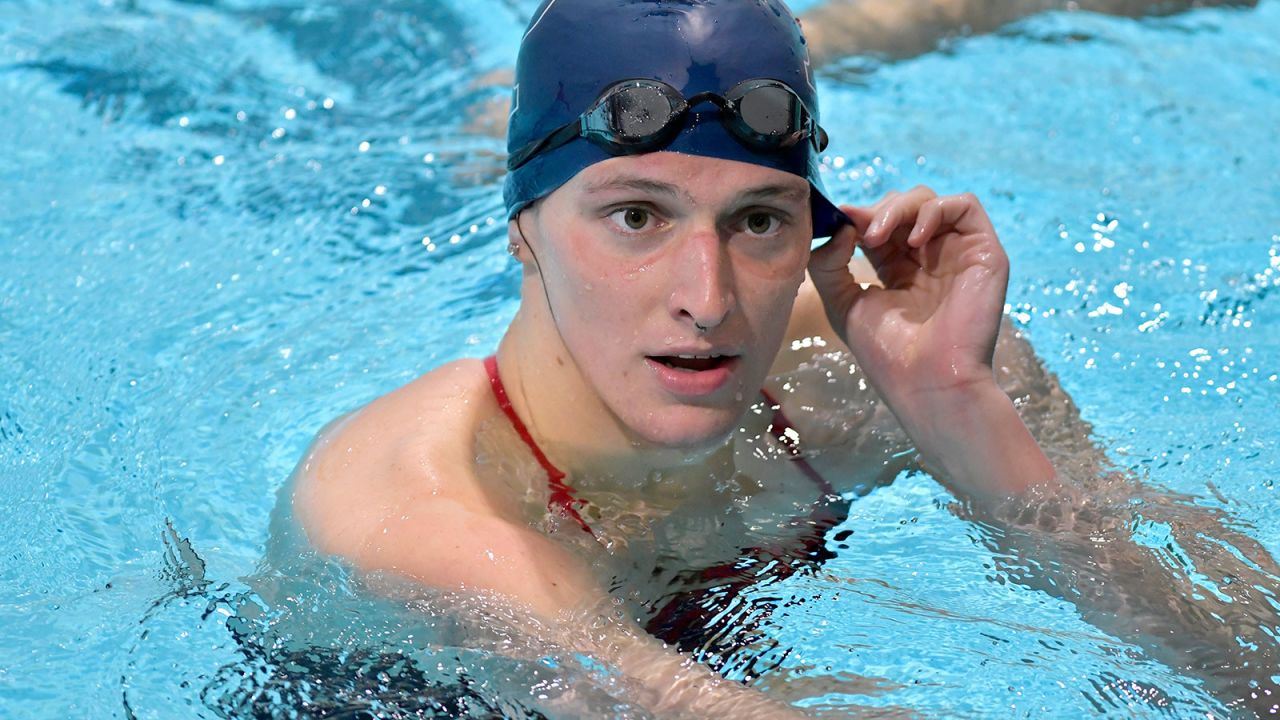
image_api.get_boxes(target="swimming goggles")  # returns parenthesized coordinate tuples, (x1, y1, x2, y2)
(506, 78, 830, 171)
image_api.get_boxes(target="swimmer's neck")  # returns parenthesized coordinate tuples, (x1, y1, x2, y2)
(495, 307, 741, 490)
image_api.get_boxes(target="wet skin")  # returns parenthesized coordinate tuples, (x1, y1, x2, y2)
(290, 153, 1056, 717)
(290, 153, 1280, 717)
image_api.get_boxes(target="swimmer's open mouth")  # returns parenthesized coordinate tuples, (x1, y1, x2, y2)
(648, 354, 736, 372)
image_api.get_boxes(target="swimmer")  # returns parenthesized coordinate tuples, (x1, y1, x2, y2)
(288, 0, 1279, 716)
(800, 0, 1260, 64)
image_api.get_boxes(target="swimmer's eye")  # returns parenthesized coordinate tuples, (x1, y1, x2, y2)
(742, 211, 783, 236)
(608, 207, 660, 233)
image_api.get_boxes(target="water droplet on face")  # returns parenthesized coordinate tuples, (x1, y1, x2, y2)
(583, 283, 593, 291)
(663, 336, 674, 346)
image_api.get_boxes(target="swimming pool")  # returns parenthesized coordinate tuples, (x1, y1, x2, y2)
(1, 0, 1277, 717)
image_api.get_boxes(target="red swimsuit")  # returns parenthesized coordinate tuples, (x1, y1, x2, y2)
(484, 355, 847, 679)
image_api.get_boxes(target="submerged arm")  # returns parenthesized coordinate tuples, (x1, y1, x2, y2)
(800, 0, 1259, 65)
(969, 328, 1280, 716)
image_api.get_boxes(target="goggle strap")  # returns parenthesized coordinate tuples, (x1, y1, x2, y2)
(508, 121, 582, 170)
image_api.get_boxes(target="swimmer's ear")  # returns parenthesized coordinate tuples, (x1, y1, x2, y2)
(506, 222, 522, 257)
(507, 215, 539, 271)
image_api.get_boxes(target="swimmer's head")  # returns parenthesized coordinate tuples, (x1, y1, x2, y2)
(504, 0, 846, 239)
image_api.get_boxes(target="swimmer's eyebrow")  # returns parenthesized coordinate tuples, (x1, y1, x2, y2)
(581, 178, 807, 205)
(733, 184, 809, 205)
(582, 177, 689, 202)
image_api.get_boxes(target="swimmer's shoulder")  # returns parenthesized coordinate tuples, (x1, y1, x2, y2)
(292, 358, 501, 558)
(289, 358, 601, 618)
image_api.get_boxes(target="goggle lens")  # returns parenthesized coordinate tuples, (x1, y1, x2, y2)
(606, 84, 677, 139)
(736, 84, 797, 139)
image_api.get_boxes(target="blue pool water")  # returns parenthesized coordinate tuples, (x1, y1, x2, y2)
(2, 1, 1278, 717)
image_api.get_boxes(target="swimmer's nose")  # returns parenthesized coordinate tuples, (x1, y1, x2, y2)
(668, 227, 735, 333)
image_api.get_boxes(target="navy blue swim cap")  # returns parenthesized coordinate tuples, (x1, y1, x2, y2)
(504, 0, 848, 239)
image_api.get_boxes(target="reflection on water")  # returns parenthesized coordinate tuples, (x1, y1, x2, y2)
(2, 0, 1279, 717)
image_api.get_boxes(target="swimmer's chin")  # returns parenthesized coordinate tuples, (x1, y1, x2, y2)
(622, 406, 741, 453)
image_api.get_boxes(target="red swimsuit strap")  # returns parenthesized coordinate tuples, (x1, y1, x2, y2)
(483, 355, 596, 536)
(484, 356, 834, 536)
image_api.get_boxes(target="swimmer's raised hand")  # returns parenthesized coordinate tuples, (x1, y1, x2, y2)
(809, 187, 1057, 501)
(809, 187, 1006, 398)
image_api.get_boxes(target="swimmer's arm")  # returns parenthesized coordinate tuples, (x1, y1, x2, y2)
(963, 329, 1280, 715)
(799, 0, 1258, 65)
(784, 236, 1280, 710)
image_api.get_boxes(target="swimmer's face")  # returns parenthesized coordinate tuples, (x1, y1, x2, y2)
(519, 153, 812, 448)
